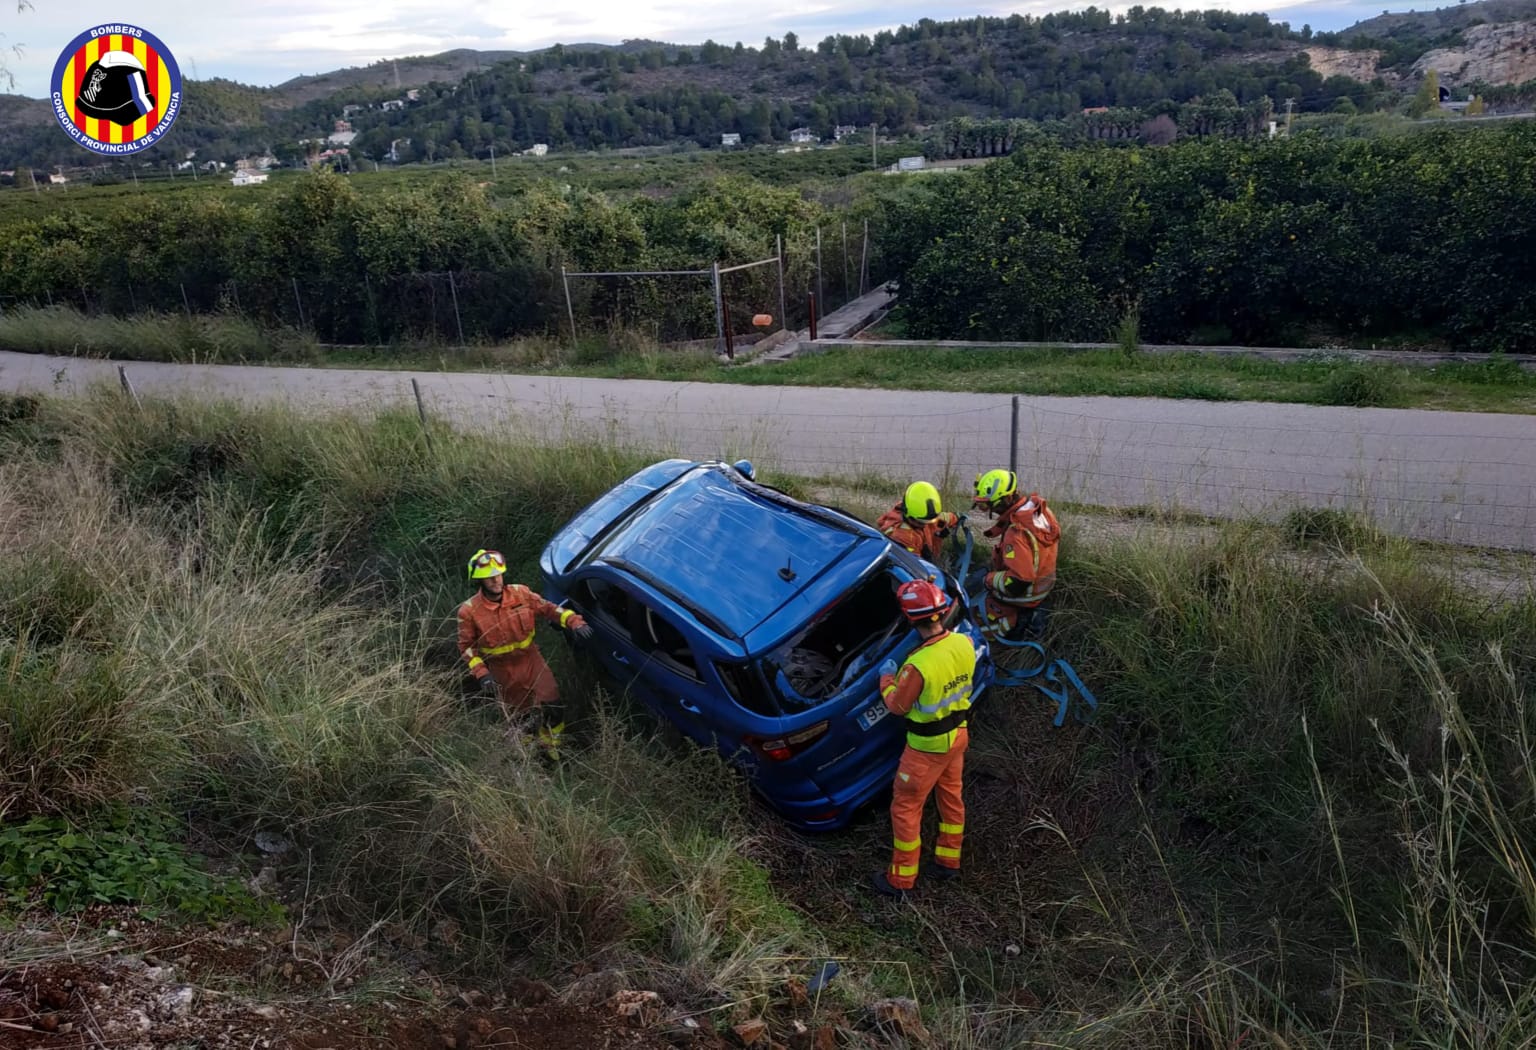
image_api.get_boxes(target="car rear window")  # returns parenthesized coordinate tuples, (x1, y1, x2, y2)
(716, 661, 780, 718)
(764, 564, 906, 713)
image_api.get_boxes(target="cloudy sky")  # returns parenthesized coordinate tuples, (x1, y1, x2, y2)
(4, 0, 1401, 98)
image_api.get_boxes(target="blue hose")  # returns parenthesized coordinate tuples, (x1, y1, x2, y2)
(952, 521, 1099, 728)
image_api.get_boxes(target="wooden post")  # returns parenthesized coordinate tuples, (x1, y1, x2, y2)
(180, 282, 192, 318)
(720, 281, 735, 361)
(808, 293, 817, 342)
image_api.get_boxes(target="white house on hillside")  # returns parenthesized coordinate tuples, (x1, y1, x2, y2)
(789, 127, 816, 144)
(525, 143, 548, 156)
(231, 169, 268, 186)
(721, 132, 741, 146)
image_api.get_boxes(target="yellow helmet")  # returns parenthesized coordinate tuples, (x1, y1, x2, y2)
(467, 548, 506, 582)
(973, 469, 1018, 506)
(902, 481, 942, 522)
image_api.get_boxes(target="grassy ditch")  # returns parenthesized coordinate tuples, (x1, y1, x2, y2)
(2, 390, 1535, 1045)
(6, 305, 1536, 414)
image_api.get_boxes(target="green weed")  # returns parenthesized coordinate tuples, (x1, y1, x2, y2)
(0, 807, 282, 923)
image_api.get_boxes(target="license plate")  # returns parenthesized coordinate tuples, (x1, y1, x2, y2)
(858, 703, 890, 730)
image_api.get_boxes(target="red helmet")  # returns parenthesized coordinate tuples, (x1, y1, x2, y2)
(896, 579, 951, 623)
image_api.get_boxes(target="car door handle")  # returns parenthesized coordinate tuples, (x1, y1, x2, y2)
(678, 698, 701, 715)
(611, 651, 631, 667)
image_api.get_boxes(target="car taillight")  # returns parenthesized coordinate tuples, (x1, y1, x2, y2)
(745, 721, 829, 762)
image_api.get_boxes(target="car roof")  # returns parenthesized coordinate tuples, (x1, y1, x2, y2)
(584, 465, 885, 641)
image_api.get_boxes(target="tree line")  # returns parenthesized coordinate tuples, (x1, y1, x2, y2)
(878, 122, 1536, 351)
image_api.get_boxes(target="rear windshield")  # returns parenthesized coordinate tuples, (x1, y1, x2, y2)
(763, 565, 906, 713)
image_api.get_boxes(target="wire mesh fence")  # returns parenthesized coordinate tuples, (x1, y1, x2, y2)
(35, 354, 1536, 555)
(0, 222, 895, 353)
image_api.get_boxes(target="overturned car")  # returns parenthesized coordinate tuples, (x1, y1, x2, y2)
(538, 458, 995, 830)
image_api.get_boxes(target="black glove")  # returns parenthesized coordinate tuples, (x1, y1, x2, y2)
(476, 676, 498, 697)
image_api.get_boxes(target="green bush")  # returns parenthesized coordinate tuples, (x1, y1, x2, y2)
(0, 807, 281, 922)
(1318, 363, 1405, 406)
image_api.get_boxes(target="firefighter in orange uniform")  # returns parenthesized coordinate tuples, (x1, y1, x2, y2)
(870, 579, 977, 898)
(458, 549, 592, 759)
(875, 481, 963, 565)
(971, 470, 1061, 642)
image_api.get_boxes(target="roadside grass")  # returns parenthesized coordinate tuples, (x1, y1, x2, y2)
(7, 305, 1536, 413)
(3, 390, 1536, 1043)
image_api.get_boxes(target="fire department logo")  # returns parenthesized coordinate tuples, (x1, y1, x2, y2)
(50, 24, 182, 156)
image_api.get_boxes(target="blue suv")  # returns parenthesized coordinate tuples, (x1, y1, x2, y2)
(538, 458, 995, 831)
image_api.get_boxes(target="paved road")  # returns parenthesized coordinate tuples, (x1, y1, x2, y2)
(3, 350, 1534, 551)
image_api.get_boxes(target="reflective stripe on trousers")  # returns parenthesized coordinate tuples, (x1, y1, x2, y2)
(888, 727, 968, 890)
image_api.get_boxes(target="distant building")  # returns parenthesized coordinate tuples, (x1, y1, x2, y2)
(833, 124, 859, 141)
(525, 143, 549, 157)
(230, 169, 268, 186)
(720, 132, 741, 147)
(1082, 106, 1110, 115)
(405, 88, 420, 102)
(48, 172, 68, 184)
(895, 155, 926, 171)
(789, 127, 816, 144)
(381, 99, 405, 111)
(342, 104, 364, 119)
(327, 129, 358, 146)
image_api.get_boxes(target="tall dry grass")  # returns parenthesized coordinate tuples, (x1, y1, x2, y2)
(4, 389, 1536, 1044)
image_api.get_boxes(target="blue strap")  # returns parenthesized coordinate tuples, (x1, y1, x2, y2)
(953, 522, 1100, 727)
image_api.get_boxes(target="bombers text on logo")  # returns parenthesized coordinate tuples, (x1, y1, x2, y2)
(50, 23, 181, 157)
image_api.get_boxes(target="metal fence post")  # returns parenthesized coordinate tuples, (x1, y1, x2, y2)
(292, 277, 306, 329)
(447, 271, 466, 348)
(118, 366, 141, 410)
(808, 293, 818, 341)
(411, 377, 434, 453)
(859, 219, 870, 296)
(841, 222, 850, 304)
(1009, 395, 1020, 476)
(776, 234, 787, 333)
(815, 226, 824, 313)
(711, 262, 725, 354)
(561, 266, 579, 347)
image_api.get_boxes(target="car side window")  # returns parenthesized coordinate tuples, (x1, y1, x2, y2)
(578, 579, 701, 682)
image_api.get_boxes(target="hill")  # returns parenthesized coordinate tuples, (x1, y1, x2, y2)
(4, 3, 1536, 171)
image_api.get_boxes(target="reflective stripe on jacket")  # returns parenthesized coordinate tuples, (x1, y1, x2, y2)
(986, 497, 1060, 606)
(457, 584, 572, 678)
(882, 630, 977, 754)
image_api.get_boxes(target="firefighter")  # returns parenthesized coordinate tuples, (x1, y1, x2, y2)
(458, 549, 592, 760)
(870, 579, 977, 898)
(971, 469, 1061, 642)
(875, 481, 963, 565)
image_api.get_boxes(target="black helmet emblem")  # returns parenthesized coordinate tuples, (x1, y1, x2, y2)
(76, 50, 156, 126)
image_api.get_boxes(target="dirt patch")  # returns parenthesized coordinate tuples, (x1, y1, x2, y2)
(0, 911, 685, 1050)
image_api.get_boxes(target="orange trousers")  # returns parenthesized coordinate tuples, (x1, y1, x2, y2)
(485, 649, 559, 714)
(887, 728, 967, 890)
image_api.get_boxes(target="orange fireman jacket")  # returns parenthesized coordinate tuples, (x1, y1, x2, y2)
(983, 493, 1061, 607)
(457, 585, 575, 681)
(875, 505, 961, 564)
